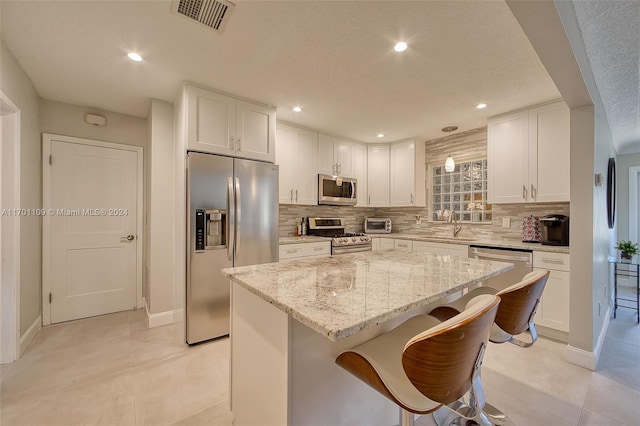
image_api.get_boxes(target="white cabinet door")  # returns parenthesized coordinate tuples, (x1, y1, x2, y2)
(487, 111, 529, 203)
(294, 130, 318, 205)
(187, 86, 235, 156)
(529, 102, 570, 202)
(394, 239, 413, 252)
(276, 124, 317, 205)
(317, 135, 354, 178)
(317, 134, 337, 176)
(371, 238, 381, 251)
(533, 251, 570, 333)
(336, 140, 354, 178)
(379, 238, 395, 250)
(390, 140, 416, 207)
(534, 268, 570, 332)
(353, 143, 367, 207)
(367, 145, 390, 207)
(236, 100, 276, 163)
(276, 125, 296, 204)
(279, 242, 331, 260)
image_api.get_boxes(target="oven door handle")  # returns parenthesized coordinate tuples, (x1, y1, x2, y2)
(469, 249, 531, 263)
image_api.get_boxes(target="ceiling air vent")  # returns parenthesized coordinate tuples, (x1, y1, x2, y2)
(172, 0, 235, 34)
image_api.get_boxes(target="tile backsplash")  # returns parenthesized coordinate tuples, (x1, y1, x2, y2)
(279, 126, 570, 242)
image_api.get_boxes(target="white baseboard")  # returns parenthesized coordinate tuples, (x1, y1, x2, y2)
(565, 305, 611, 371)
(144, 298, 175, 328)
(19, 315, 41, 357)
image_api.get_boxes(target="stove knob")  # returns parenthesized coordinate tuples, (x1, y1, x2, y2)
(360, 237, 366, 241)
(352, 237, 357, 242)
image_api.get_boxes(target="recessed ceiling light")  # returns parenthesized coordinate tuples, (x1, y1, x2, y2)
(476, 103, 487, 109)
(292, 106, 303, 112)
(394, 42, 408, 53)
(127, 52, 143, 62)
(377, 133, 385, 138)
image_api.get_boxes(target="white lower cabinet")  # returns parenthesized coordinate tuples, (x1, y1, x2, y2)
(533, 251, 570, 334)
(394, 239, 413, 252)
(371, 237, 395, 251)
(279, 241, 331, 260)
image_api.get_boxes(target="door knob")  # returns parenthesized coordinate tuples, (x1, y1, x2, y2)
(122, 234, 135, 242)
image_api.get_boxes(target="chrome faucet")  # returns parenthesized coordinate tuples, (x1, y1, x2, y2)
(447, 210, 463, 237)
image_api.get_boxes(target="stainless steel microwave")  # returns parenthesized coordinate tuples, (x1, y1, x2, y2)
(365, 217, 392, 234)
(318, 174, 357, 206)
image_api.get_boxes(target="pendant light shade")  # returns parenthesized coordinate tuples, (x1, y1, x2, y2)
(445, 154, 455, 173)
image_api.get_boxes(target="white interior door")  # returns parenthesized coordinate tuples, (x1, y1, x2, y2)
(46, 137, 139, 324)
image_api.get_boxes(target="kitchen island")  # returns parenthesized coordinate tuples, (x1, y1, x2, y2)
(222, 250, 513, 426)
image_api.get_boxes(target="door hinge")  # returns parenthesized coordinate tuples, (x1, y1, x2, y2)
(49, 155, 52, 165)
(49, 293, 52, 304)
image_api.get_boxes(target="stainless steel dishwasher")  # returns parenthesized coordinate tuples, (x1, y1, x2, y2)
(468, 245, 533, 291)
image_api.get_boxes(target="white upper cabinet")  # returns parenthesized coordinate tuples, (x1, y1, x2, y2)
(276, 124, 317, 205)
(186, 85, 275, 162)
(352, 143, 367, 207)
(367, 145, 390, 207)
(390, 139, 426, 207)
(487, 101, 569, 204)
(529, 102, 570, 202)
(317, 134, 355, 177)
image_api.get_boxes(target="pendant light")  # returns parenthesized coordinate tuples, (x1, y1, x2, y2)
(441, 126, 458, 173)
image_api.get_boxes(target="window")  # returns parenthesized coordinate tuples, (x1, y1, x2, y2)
(432, 159, 491, 223)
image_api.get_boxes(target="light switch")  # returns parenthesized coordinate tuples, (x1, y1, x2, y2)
(502, 218, 510, 228)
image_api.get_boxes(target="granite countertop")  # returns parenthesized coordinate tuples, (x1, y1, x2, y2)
(369, 233, 570, 254)
(222, 250, 513, 341)
(279, 236, 330, 245)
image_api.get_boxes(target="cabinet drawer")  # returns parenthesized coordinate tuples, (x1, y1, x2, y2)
(413, 241, 468, 258)
(394, 239, 413, 252)
(304, 242, 331, 257)
(379, 238, 395, 250)
(279, 245, 306, 260)
(533, 251, 570, 271)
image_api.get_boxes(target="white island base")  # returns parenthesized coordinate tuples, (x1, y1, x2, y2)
(231, 283, 420, 426)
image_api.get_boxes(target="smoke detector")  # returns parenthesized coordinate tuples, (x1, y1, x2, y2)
(172, 0, 235, 34)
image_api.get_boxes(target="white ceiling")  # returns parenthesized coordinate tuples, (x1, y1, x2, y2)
(1, 1, 565, 143)
(572, 0, 640, 155)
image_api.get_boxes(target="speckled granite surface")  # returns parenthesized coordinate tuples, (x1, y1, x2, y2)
(222, 250, 513, 341)
(370, 233, 570, 254)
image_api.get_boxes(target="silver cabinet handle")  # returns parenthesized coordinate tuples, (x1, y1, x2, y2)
(295, 189, 298, 203)
(522, 185, 527, 200)
(368, 195, 371, 205)
(236, 139, 241, 152)
(229, 137, 235, 151)
(541, 258, 564, 264)
(531, 184, 536, 200)
(290, 189, 293, 203)
(410, 193, 414, 204)
(235, 177, 241, 254)
(227, 177, 234, 261)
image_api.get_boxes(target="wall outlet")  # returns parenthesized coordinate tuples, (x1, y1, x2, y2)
(502, 218, 511, 228)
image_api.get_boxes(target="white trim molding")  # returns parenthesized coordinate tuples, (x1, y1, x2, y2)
(144, 298, 175, 328)
(566, 305, 610, 371)
(18, 315, 41, 357)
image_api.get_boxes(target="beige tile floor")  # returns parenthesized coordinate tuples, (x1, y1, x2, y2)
(1, 288, 638, 426)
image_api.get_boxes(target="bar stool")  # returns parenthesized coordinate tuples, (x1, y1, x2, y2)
(335, 294, 500, 426)
(430, 270, 550, 347)
(429, 270, 550, 425)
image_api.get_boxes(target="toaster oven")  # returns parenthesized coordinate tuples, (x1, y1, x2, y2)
(365, 218, 392, 234)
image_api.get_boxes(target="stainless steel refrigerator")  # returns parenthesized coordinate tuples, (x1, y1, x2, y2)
(186, 151, 279, 344)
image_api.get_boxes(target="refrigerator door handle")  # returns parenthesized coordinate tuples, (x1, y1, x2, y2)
(235, 177, 241, 254)
(227, 177, 235, 261)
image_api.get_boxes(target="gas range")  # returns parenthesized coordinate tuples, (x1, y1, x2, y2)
(307, 218, 372, 255)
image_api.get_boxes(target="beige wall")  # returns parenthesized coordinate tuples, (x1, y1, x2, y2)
(1, 39, 42, 337)
(40, 99, 146, 148)
(146, 99, 175, 315)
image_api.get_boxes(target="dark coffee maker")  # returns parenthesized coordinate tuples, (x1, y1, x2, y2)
(540, 215, 569, 246)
